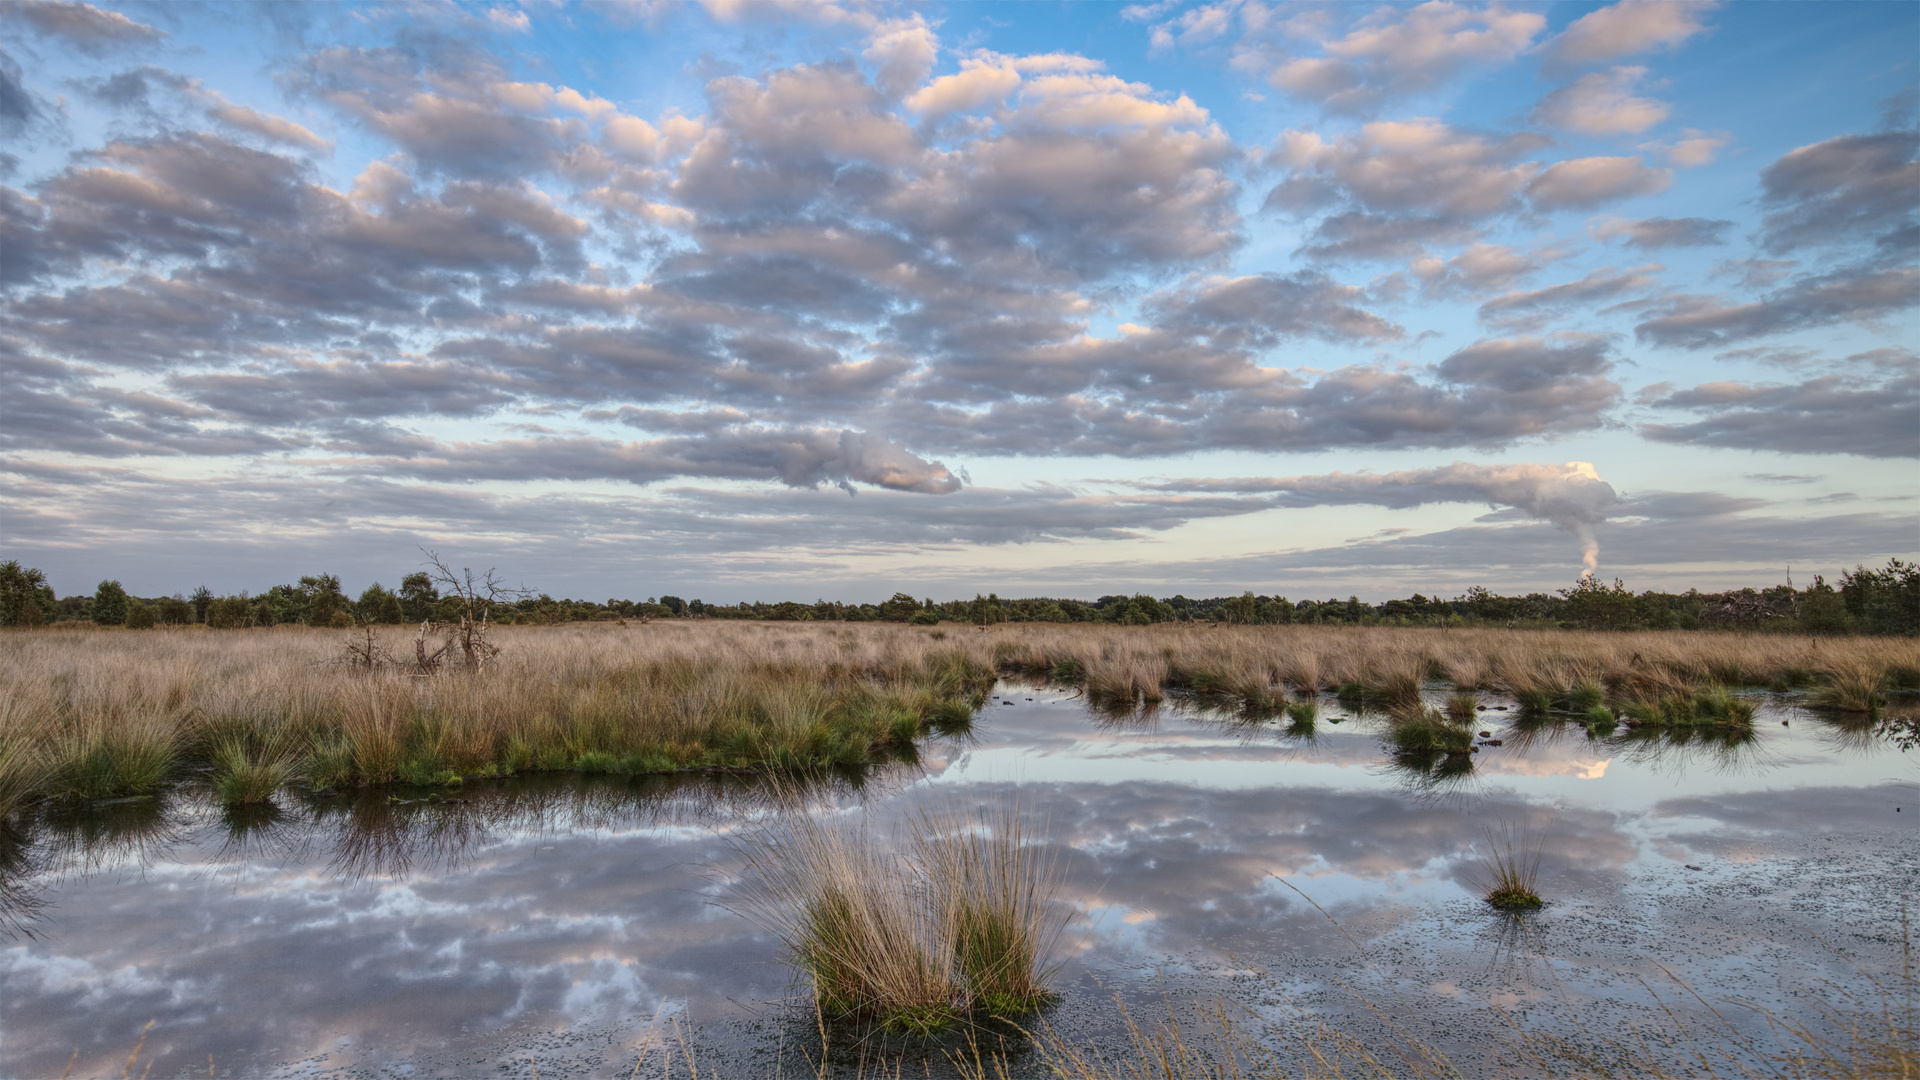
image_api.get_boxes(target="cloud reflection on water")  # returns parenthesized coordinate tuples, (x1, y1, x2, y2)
(0, 692, 1911, 1077)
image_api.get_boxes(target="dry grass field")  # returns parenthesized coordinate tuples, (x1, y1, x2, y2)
(0, 620, 1914, 819)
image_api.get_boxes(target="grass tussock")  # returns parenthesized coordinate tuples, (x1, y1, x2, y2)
(1473, 823, 1544, 911)
(1809, 663, 1888, 713)
(1386, 706, 1474, 757)
(1618, 685, 1757, 730)
(735, 802, 1068, 1032)
(209, 735, 303, 806)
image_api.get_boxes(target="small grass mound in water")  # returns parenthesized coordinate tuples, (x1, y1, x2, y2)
(1808, 664, 1887, 713)
(210, 735, 301, 806)
(1386, 707, 1474, 756)
(1475, 823, 1544, 911)
(919, 806, 1065, 1017)
(734, 801, 1068, 1033)
(1445, 690, 1478, 720)
(1619, 687, 1755, 729)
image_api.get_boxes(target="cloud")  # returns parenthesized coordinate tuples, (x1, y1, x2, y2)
(1546, 0, 1717, 67)
(1633, 263, 1919, 348)
(3, 1, 165, 52)
(863, 16, 938, 99)
(360, 426, 964, 494)
(1758, 130, 1919, 255)
(1410, 242, 1543, 297)
(1255, 1, 1545, 115)
(1270, 124, 1677, 261)
(1269, 119, 1545, 220)
(1525, 155, 1672, 209)
(1638, 355, 1919, 459)
(1136, 460, 1620, 577)
(206, 102, 331, 152)
(1477, 264, 1661, 328)
(1531, 67, 1669, 136)
(1591, 215, 1731, 249)
(0, 46, 42, 139)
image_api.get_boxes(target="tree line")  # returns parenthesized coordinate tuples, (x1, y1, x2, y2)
(1, 558, 1914, 636)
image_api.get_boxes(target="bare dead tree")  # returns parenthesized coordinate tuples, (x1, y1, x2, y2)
(341, 623, 396, 670)
(416, 550, 527, 674)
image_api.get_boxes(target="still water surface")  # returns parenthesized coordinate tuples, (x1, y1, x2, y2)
(3, 685, 1914, 1077)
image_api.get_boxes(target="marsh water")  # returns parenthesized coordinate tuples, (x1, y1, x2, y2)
(3, 684, 1915, 1078)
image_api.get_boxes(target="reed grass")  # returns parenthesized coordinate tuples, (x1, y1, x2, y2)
(1809, 663, 1888, 713)
(208, 734, 302, 806)
(917, 806, 1067, 1016)
(734, 801, 1068, 1031)
(0, 622, 1912, 812)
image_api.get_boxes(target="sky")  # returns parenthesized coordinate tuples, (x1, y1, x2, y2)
(0, 0, 1914, 604)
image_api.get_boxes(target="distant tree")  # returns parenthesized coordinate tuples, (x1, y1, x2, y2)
(299, 574, 347, 626)
(1110, 594, 1174, 625)
(206, 595, 253, 629)
(1220, 591, 1259, 625)
(92, 580, 129, 626)
(880, 592, 921, 622)
(356, 582, 407, 625)
(967, 593, 1007, 625)
(1559, 577, 1640, 631)
(1841, 559, 1920, 636)
(658, 595, 686, 616)
(1797, 577, 1850, 634)
(155, 596, 194, 625)
(399, 572, 439, 623)
(190, 585, 214, 624)
(124, 600, 156, 629)
(0, 561, 52, 627)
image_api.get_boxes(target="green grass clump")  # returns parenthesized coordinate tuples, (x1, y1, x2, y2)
(1387, 708, 1474, 756)
(1809, 666, 1887, 713)
(209, 736, 300, 806)
(736, 802, 1068, 1033)
(1513, 687, 1555, 715)
(0, 739, 50, 822)
(920, 807, 1065, 1017)
(54, 732, 175, 801)
(1444, 691, 1478, 720)
(1563, 683, 1604, 711)
(1619, 687, 1755, 730)
(1475, 824, 1544, 911)
(1584, 706, 1617, 735)
(396, 759, 463, 787)
(1283, 699, 1317, 736)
